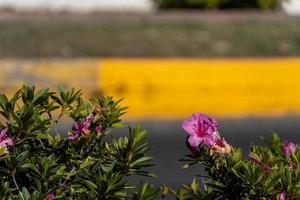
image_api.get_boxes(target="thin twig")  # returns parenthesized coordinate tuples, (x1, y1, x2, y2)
(11, 171, 20, 190)
(202, 177, 208, 191)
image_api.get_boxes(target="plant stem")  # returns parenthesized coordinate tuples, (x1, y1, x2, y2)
(11, 171, 19, 190)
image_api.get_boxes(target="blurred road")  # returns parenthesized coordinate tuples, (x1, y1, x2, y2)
(116, 116, 300, 188)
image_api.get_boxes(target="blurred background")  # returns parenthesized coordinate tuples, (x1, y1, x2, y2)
(1, 0, 300, 188)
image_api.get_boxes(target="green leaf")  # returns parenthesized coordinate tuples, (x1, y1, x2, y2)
(0, 94, 8, 109)
(32, 88, 49, 104)
(112, 123, 125, 128)
(83, 180, 98, 190)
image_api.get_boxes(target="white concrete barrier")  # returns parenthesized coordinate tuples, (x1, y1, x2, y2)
(0, 0, 299, 14)
(282, 0, 300, 16)
(0, 0, 154, 12)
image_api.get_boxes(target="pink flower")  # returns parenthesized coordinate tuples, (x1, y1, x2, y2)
(68, 132, 80, 141)
(95, 123, 102, 133)
(288, 162, 296, 169)
(73, 121, 90, 135)
(44, 193, 55, 200)
(282, 141, 297, 157)
(279, 192, 285, 200)
(0, 129, 13, 148)
(68, 114, 94, 141)
(85, 114, 94, 127)
(182, 113, 219, 147)
(249, 156, 261, 165)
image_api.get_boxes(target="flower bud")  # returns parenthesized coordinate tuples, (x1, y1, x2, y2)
(209, 137, 231, 155)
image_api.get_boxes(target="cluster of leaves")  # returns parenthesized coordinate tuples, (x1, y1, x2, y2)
(0, 85, 159, 200)
(3, 85, 299, 200)
(154, 0, 286, 9)
(174, 134, 300, 200)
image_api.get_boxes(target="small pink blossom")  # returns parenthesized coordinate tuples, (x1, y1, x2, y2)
(85, 114, 94, 127)
(279, 192, 285, 200)
(95, 123, 102, 133)
(182, 113, 219, 147)
(0, 129, 13, 148)
(68, 132, 80, 141)
(68, 114, 95, 141)
(44, 193, 55, 200)
(288, 162, 296, 169)
(282, 141, 297, 157)
(249, 156, 261, 165)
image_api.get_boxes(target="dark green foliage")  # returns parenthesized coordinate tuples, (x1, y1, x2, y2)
(132, 183, 160, 200)
(0, 85, 158, 199)
(170, 133, 300, 199)
(154, 0, 283, 9)
(2, 85, 299, 199)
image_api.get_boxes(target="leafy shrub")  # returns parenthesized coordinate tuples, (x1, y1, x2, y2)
(1, 86, 299, 200)
(0, 86, 159, 200)
(154, 0, 228, 9)
(154, 0, 284, 9)
(170, 112, 300, 199)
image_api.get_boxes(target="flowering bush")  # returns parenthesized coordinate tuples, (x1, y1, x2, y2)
(0, 86, 159, 199)
(171, 112, 300, 200)
(2, 86, 300, 200)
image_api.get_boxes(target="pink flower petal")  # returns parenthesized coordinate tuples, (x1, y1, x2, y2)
(181, 119, 196, 136)
(188, 135, 201, 147)
(182, 113, 219, 148)
(279, 192, 285, 200)
(283, 141, 297, 157)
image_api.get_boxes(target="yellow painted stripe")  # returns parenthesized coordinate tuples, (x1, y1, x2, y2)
(0, 59, 100, 97)
(100, 58, 300, 119)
